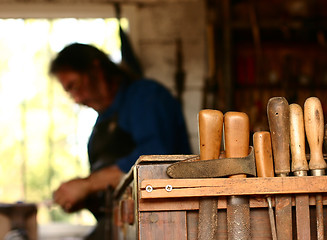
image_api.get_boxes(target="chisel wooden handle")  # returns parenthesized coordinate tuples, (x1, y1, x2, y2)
(253, 131, 274, 178)
(199, 109, 223, 160)
(267, 97, 292, 240)
(267, 97, 290, 176)
(304, 97, 326, 240)
(198, 109, 223, 240)
(290, 104, 309, 174)
(225, 112, 251, 240)
(290, 104, 311, 240)
(253, 131, 277, 240)
(304, 97, 326, 171)
(224, 112, 249, 162)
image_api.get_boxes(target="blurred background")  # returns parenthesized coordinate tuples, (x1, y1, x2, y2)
(0, 0, 326, 238)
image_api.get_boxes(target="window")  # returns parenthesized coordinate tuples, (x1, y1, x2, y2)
(0, 17, 128, 225)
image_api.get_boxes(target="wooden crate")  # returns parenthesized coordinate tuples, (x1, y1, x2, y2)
(112, 155, 327, 240)
(0, 203, 37, 240)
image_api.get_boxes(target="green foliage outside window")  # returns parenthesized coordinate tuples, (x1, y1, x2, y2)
(0, 18, 128, 225)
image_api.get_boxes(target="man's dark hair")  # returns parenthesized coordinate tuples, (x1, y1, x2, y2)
(50, 43, 127, 82)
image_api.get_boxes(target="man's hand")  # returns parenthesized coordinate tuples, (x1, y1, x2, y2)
(53, 178, 91, 213)
(53, 165, 124, 213)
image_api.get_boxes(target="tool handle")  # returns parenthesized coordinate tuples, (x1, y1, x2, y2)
(224, 112, 250, 178)
(290, 104, 309, 172)
(304, 97, 327, 170)
(267, 97, 290, 175)
(198, 110, 223, 240)
(253, 131, 275, 177)
(199, 109, 223, 160)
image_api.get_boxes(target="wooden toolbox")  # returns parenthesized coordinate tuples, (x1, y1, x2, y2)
(111, 154, 327, 240)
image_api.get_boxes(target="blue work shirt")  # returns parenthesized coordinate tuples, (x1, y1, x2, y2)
(88, 79, 192, 173)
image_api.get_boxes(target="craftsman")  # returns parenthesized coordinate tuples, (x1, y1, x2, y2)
(50, 43, 191, 237)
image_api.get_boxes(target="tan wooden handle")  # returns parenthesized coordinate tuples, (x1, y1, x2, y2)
(224, 112, 250, 178)
(267, 97, 290, 175)
(289, 104, 309, 172)
(253, 131, 275, 178)
(198, 109, 224, 161)
(304, 97, 327, 170)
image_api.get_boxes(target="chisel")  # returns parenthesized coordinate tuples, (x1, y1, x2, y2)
(304, 97, 326, 240)
(289, 103, 311, 239)
(253, 131, 277, 240)
(198, 109, 224, 240)
(267, 97, 292, 240)
(224, 112, 251, 240)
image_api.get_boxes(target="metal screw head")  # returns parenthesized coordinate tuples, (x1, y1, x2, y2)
(165, 185, 173, 192)
(145, 185, 153, 193)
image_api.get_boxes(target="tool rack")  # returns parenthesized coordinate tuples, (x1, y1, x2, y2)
(112, 154, 327, 240)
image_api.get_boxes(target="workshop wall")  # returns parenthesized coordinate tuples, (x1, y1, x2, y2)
(136, 1, 206, 154)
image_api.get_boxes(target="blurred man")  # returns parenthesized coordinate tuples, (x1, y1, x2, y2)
(50, 43, 191, 239)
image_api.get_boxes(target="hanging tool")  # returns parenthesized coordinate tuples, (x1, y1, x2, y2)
(289, 103, 311, 240)
(115, 3, 143, 78)
(224, 112, 251, 240)
(304, 97, 327, 240)
(202, 23, 217, 109)
(253, 131, 277, 240)
(197, 109, 223, 240)
(267, 97, 292, 240)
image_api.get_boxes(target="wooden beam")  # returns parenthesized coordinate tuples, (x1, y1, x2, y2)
(139, 195, 327, 211)
(140, 176, 327, 199)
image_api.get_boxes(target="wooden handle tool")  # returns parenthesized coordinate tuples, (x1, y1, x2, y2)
(290, 103, 311, 239)
(304, 97, 326, 172)
(253, 131, 275, 178)
(304, 97, 326, 240)
(267, 97, 291, 177)
(267, 97, 292, 240)
(197, 109, 223, 240)
(224, 111, 251, 240)
(253, 131, 277, 240)
(290, 104, 309, 174)
(199, 109, 223, 161)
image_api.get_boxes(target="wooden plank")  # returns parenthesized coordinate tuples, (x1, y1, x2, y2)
(139, 198, 200, 211)
(139, 211, 187, 240)
(140, 176, 327, 199)
(137, 164, 171, 210)
(217, 210, 228, 239)
(275, 195, 292, 240)
(139, 195, 327, 212)
(186, 211, 198, 240)
(250, 209, 273, 239)
(295, 194, 311, 240)
(139, 197, 268, 211)
(137, 164, 188, 239)
(138, 155, 198, 162)
(138, 208, 288, 239)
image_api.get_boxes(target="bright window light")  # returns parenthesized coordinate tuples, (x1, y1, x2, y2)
(0, 18, 128, 225)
